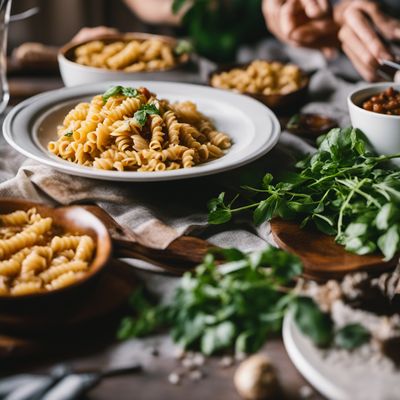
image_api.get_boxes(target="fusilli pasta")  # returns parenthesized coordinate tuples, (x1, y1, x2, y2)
(48, 86, 231, 172)
(0, 208, 96, 296)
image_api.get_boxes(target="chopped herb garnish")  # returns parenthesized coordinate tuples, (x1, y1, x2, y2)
(134, 103, 160, 127)
(64, 131, 73, 137)
(174, 39, 193, 56)
(102, 85, 139, 103)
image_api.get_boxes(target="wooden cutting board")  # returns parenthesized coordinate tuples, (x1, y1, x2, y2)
(270, 218, 397, 280)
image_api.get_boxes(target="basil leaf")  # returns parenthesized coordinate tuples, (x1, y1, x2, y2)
(208, 208, 232, 224)
(201, 321, 236, 355)
(134, 110, 147, 127)
(103, 85, 139, 102)
(378, 225, 399, 261)
(293, 297, 333, 348)
(376, 203, 394, 230)
(134, 104, 160, 127)
(334, 323, 370, 350)
(64, 131, 73, 137)
(121, 87, 139, 97)
(253, 195, 278, 225)
(102, 85, 123, 102)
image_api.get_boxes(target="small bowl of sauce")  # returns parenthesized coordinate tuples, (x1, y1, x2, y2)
(286, 113, 338, 140)
(348, 83, 400, 163)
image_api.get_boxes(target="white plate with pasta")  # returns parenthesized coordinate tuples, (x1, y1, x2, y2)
(3, 81, 280, 181)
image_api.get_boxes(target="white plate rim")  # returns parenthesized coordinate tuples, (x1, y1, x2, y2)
(283, 311, 354, 400)
(3, 81, 281, 182)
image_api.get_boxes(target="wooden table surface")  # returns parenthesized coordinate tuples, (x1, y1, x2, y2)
(3, 73, 325, 400)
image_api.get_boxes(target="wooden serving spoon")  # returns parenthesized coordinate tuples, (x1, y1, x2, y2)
(270, 218, 398, 281)
(79, 205, 214, 274)
(0, 199, 213, 279)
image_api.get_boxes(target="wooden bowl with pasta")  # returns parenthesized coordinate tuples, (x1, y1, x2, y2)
(209, 60, 310, 113)
(58, 32, 191, 87)
(0, 198, 111, 310)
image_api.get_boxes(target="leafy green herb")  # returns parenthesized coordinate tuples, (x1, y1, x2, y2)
(172, 0, 186, 14)
(293, 297, 333, 347)
(64, 131, 73, 137)
(102, 86, 139, 102)
(118, 246, 370, 354)
(134, 103, 160, 127)
(174, 40, 193, 55)
(171, 0, 266, 62)
(287, 114, 301, 130)
(117, 288, 165, 339)
(208, 127, 400, 260)
(118, 245, 302, 355)
(334, 323, 370, 350)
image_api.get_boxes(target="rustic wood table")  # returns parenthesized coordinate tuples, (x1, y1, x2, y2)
(1, 72, 325, 400)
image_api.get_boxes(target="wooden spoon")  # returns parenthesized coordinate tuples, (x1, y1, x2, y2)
(270, 218, 398, 281)
(0, 199, 213, 279)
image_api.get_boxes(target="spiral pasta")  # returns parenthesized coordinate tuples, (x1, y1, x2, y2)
(73, 38, 182, 72)
(48, 86, 231, 172)
(211, 60, 306, 95)
(0, 208, 96, 296)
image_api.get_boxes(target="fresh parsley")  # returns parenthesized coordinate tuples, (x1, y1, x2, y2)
(117, 245, 370, 354)
(134, 103, 160, 127)
(64, 131, 73, 137)
(208, 127, 400, 260)
(102, 86, 139, 103)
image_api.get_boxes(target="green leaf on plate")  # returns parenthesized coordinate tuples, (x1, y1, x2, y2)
(334, 323, 370, 350)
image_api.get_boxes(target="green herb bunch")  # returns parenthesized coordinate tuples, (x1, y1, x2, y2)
(209, 127, 400, 260)
(118, 246, 369, 354)
(172, 0, 266, 62)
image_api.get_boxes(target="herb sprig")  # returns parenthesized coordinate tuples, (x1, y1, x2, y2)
(102, 86, 139, 103)
(208, 127, 400, 260)
(134, 103, 160, 127)
(118, 246, 369, 354)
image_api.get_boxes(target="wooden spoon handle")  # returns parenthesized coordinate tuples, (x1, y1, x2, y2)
(82, 205, 214, 273)
(114, 236, 214, 268)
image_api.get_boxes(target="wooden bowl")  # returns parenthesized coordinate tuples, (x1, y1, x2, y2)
(58, 32, 191, 86)
(208, 61, 310, 113)
(0, 199, 112, 310)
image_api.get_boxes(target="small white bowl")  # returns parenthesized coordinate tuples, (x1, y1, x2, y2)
(348, 83, 400, 160)
(58, 33, 190, 87)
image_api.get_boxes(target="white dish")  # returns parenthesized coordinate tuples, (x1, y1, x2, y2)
(348, 83, 400, 164)
(58, 33, 190, 87)
(3, 81, 280, 182)
(283, 311, 400, 400)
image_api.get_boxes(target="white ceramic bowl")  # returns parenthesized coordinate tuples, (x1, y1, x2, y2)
(58, 33, 190, 87)
(348, 83, 400, 159)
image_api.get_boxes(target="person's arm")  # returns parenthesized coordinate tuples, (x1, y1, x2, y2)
(123, 0, 186, 25)
(335, 0, 400, 81)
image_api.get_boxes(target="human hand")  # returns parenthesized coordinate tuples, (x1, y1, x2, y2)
(262, 0, 339, 53)
(71, 26, 119, 44)
(335, 0, 400, 81)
